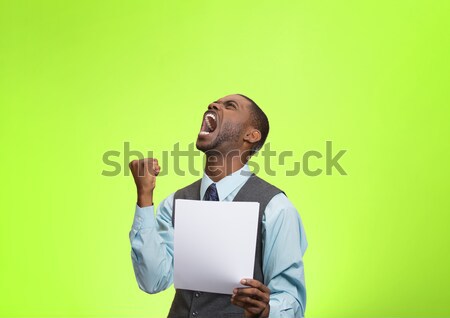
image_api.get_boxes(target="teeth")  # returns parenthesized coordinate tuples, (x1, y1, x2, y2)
(206, 118, 213, 130)
(204, 113, 216, 131)
(199, 112, 216, 135)
(206, 113, 216, 120)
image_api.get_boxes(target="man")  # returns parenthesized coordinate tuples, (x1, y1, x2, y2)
(129, 94, 308, 318)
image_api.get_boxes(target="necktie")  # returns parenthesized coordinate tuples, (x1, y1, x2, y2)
(203, 183, 219, 201)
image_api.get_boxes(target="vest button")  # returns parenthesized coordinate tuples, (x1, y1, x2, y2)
(194, 292, 201, 298)
(192, 311, 198, 317)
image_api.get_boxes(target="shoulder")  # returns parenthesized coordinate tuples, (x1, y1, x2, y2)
(248, 174, 284, 193)
(157, 192, 176, 215)
(265, 192, 298, 220)
(264, 192, 302, 232)
(174, 178, 202, 199)
(264, 192, 308, 252)
(160, 178, 202, 213)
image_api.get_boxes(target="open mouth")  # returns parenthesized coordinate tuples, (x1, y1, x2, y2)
(199, 111, 218, 135)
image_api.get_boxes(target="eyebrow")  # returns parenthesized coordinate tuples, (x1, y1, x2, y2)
(214, 99, 240, 107)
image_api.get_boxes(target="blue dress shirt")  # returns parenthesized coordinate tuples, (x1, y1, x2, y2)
(129, 164, 308, 317)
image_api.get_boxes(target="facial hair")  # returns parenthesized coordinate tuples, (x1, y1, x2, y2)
(196, 121, 244, 153)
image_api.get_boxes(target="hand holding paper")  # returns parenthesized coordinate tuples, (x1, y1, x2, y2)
(232, 278, 271, 318)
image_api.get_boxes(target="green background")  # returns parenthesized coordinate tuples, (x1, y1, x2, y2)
(1, 0, 449, 317)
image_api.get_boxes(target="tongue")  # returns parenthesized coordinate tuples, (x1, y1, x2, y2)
(201, 120, 209, 132)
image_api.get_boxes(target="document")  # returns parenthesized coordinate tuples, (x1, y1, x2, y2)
(173, 199, 260, 295)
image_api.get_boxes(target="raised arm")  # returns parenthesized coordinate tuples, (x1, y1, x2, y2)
(128, 158, 175, 293)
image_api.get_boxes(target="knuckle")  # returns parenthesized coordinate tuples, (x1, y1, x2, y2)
(249, 307, 260, 314)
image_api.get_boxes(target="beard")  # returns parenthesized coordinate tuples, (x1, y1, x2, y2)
(196, 121, 244, 153)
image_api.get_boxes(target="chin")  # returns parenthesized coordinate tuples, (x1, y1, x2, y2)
(196, 138, 221, 154)
(196, 139, 208, 152)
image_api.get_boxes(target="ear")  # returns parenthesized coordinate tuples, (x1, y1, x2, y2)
(243, 128, 261, 146)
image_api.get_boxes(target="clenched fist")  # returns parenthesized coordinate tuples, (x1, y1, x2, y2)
(129, 158, 161, 207)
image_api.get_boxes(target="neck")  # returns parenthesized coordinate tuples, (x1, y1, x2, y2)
(204, 150, 248, 182)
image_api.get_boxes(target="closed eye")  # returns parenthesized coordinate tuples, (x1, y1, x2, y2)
(225, 102, 237, 109)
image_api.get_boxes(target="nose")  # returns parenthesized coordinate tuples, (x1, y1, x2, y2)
(208, 102, 222, 111)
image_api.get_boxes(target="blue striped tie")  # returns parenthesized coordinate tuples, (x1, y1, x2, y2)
(203, 183, 219, 201)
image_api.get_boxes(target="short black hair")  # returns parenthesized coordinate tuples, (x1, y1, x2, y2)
(238, 94, 269, 156)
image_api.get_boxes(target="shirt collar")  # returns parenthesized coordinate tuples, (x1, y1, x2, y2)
(200, 164, 252, 201)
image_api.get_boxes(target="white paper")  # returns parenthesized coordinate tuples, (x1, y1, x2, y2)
(173, 199, 260, 295)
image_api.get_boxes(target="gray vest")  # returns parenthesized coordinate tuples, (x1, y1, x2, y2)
(168, 174, 284, 318)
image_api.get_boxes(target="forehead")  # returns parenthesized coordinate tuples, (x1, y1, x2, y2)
(217, 94, 251, 108)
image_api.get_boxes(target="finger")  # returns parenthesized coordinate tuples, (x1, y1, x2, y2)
(240, 279, 270, 294)
(233, 287, 269, 303)
(232, 294, 264, 307)
(231, 298, 248, 309)
(129, 160, 139, 170)
(231, 297, 264, 316)
(138, 160, 147, 177)
(233, 287, 267, 302)
(149, 162, 160, 176)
